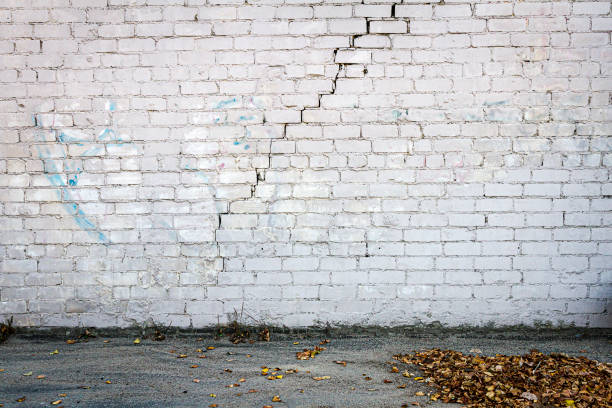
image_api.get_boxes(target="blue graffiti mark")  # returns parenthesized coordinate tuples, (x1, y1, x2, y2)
(68, 174, 78, 186)
(238, 115, 256, 122)
(391, 110, 402, 119)
(98, 128, 120, 141)
(31, 105, 123, 244)
(244, 144, 250, 150)
(58, 130, 85, 144)
(214, 98, 237, 109)
(106, 100, 117, 112)
(483, 100, 508, 106)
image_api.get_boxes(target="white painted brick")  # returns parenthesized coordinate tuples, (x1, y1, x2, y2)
(1, 0, 609, 329)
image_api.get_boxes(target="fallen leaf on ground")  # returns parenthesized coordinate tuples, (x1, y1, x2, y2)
(105, 380, 111, 384)
(191, 365, 199, 368)
(16, 397, 26, 402)
(36, 375, 45, 379)
(178, 354, 188, 358)
(51, 400, 62, 405)
(22, 372, 32, 376)
(209, 404, 217, 408)
(394, 348, 612, 407)
(334, 360, 347, 366)
(297, 345, 326, 360)
(248, 389, 257, 393)
(415, 391, 425, 396)
(209, 393, 216, 397)
(272, 395, 281, 402)
(133, 338, 140, 344)
(58, 394, 66, 397)
(391, 366, 399, 373)
(312, 376, 330, 381)
(383, 379, 393, 384)
(103, 340, 110, 343)
(207, 346, 215, 350)
(50, 350, 59, 355)
(364, 376, 372, 381)
(66, 340, 76, 344)
(470, 348, 482, 354)
(193, 379, 200, 383)
(259, 328, 270, 342)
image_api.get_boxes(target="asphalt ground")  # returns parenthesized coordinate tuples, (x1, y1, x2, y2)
(1, 330, 610, 408)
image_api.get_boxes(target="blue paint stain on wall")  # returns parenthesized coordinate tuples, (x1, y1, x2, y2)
(483, 100, 508, 106)
(214, 98, 237, 109)
(32, 106, 116, 244)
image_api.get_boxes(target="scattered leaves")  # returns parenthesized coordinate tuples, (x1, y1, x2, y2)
(394, 348, 612, 407)
(296, 345, 326, 360)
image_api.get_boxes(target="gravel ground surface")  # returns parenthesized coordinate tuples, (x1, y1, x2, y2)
(1, 330, 610, 408)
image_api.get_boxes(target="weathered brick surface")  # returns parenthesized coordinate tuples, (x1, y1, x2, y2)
(0, 0, 610, 328)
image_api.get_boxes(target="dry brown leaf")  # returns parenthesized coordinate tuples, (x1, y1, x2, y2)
(334, 360, 347, 367)
(51, 400, 62, 405)
(36, 375, 45, 379)
(193, 379, 200, 383)
(191, 365, 199, 368)
(16, 397, 26, 403)
(312, 376, 331, 381)
(66, 340, 76, 344)
(177, 354, 188, 358)
(272, 395, 281, 402)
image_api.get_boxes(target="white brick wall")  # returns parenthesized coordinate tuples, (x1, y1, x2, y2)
(0, 0, 611, 329)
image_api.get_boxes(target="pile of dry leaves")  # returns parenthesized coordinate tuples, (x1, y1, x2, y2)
(394, 348, 612, 407)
